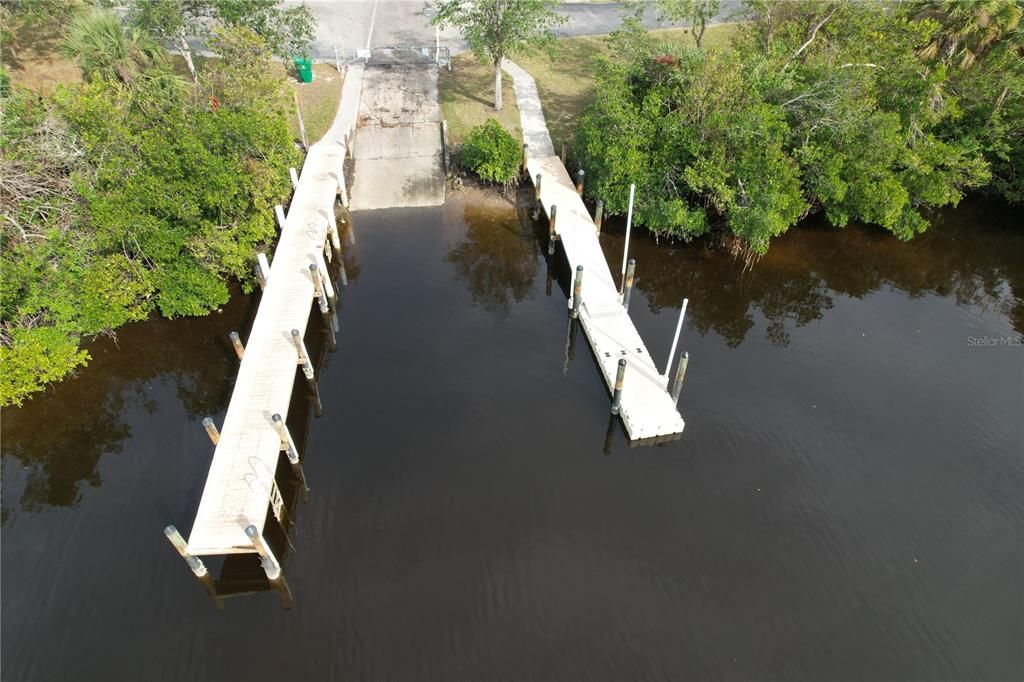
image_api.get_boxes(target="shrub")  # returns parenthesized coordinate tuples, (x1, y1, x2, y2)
(460, 118, 520, 185)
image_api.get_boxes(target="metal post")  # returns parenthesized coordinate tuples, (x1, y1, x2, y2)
(337, 160, 349, 208)
(594, 199, 604, 234)
(664, 298, 689, 380)
(611, 359, 626, 415)
(620, 183, 635, 291)
(256, 252, 271, 291)
(521, 143, 529, 176)
(229, 331, 245, 360)
(571, 265, 583, 319)
(671, 351, 689, 404)
(245, 524, 282, 580)
(164, 525, 208, 577)
(622, 258, 637, 311)
(289, 167, 299, 190)
(201, 417, 220, 445)
(334, 45, 341, 72)
(547, 204, 558, 256)
(533, 173, 542, 220)
(294, 91, 307, 150)
(576, 169, 585, 196)
(309, 265, 336, 351)
(275, 204, 287, 231)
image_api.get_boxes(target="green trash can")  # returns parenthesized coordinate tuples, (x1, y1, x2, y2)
(293, 57, 313, 83)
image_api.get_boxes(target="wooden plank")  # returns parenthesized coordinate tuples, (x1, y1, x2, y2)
(504, 60, 685, 441)
(187, 66, 365, 556)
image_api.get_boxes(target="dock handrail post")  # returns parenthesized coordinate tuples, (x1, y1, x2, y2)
(309, 265, 337, 351)
(289, 167, 299, 190)
(576, 169, 585, 196)
(611, 359, 626, 415)
(663, 298, 689, 380)
(532, 173, 542, 220)
(521, 143, 529, 176)
(594, 199, 604, 234)
(229, 331, 245, 360)
(337, 160, 350, 208)
(201, 417, 220, 445)
(275, 204, 287, 231)
(245, 524, 282, 580)
(164, 525, 208, 578)
(620, 183, 635, 292)
(671, 351, 689, 404)
(291, 329, 323, 415)
(571, 265, 583, 319)
(548, 204, 558, 256)
(294, 91, 308, 150)
(622, 258, 637, 311)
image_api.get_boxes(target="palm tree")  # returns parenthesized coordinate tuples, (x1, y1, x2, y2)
(60, 10, 164, 84)
(913, 0, 1022, 68)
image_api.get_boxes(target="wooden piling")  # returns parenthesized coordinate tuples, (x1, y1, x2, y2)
(202, 417, 220, 445)
(594, 199, 604, 234)
(521, 143, 529, 176)
(309, 265, 337, 351)
(560, 140, 567, 164)
(611, 359, 626, 415)
(273, 414, 309, 491)
(289, 167, 299, 190)
(294, 91, 307, 150)
(275, 204, 287, 231)
(337, 160, 350, 208)
(164, 525, 208, 577)
(533, 173, 542, 220)
(290, 328, 322, 415)
(671, 351, 689, 404)
(255, 252, 271, 291)
(576, 169, 585, 196)
(548, 204, 558, 256)
(325, 209, 341, 260)
(245, 524, 282, 580)
(622, 258, 636, 311)
(229, 331, 245, 360)
(571, 265, 584, 319)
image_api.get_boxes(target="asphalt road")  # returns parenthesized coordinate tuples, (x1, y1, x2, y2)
(287, 1, 743, 62)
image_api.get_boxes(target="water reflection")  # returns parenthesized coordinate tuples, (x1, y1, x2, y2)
(607, 199, 1023, 347)
(446, 192, 540, 318)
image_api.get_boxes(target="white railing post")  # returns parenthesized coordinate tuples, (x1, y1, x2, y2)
(664, 298, 689, 380)
(620, 183, 635, 293)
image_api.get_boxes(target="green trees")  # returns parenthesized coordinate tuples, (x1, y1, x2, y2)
(433, 0, 566, 111)
(575, 0, 1007, 256)
(1, 25, 299, 406)
(60, 10, 165, 84)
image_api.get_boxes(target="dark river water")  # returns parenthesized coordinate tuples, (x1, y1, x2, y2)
(2, 190, 1021, 681)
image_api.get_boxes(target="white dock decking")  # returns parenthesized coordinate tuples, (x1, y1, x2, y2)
(187, 66, 365, 556)
(504, 60, 686, 441)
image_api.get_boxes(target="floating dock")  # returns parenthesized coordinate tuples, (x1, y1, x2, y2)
(503, 60, 686, 441)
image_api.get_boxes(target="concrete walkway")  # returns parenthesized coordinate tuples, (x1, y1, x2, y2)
(350, 64, 445, 210)
(503, 59, 686, 441)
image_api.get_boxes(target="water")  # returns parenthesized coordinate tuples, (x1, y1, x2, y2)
(2, 190, 1021, 681)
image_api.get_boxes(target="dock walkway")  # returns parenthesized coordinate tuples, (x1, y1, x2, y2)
(187, 66, 365, 556)
(503, 60, 686, 441)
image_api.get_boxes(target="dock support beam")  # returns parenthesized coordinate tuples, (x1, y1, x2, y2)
(611, 359, 626, 415)
(291, 329, 322, 416)
(663, 298, 689, 380)
(201, 417, 220, 445)
(622, 258, 636, 311)
(229, 331, 245, 360)
(548, 204, 558, 256)
(571, 265, 583, 319)
(594, 199, 604, 234)
(245, 524, 282, 580)
(671, 351, 689, 404)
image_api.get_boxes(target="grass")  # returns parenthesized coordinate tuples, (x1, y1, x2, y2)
(439, 56, 523, 144)
(437, 23, 740, 154)
(2, 19, 82, 94)
(285, 63, 344, 145)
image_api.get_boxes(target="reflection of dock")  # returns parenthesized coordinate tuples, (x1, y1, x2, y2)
(165, 66, 365, 600)
(504, 60, 686, 441)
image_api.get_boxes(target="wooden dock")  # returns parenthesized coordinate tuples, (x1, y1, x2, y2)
(503, 60, 686, 441)
(185, 66, 365, 558)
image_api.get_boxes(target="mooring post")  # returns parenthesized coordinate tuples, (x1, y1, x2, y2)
(315, 252, 337, 313)
(294, 91, 307, 150)
(325, 209, 342, 260)
(337, 160, 350, 208)
(663, 298, 689, 380)
(671, 351, 689, 404)
(548, 204, 558, 256)
(289, 167, 299, 190)
(594, 199, 604, 234)
(255, 252, 271, 291)
(309, 265, 337, 351)
(164, 525, 208, 577)
(622, 258, 637, 311)
(576, 169, 585, 196)
(611, 359, 627, 415)
(620, 183, 635, 292)
(229, 331, 245, 360)
(272, 414, 309, 492)
(201, 417, 220, 445)
(245, 524, 282, 580)
(533, 173, 542, 220)
(290, 328, 322, 415)
(521, 143, 529, 176)
(275, 204, 287, 231)
(571, 265, 584, 319)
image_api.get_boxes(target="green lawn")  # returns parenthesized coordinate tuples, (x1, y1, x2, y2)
(437, 23, 740, 153)
(286, 62, 344, 145)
